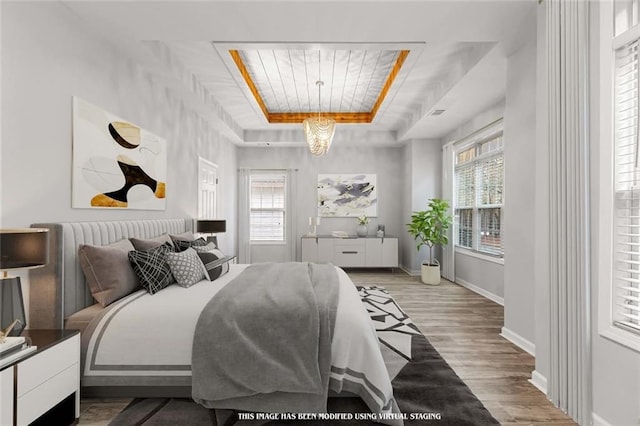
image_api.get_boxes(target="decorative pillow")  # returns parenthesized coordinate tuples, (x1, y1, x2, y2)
(78, 239, 139, 307)
(171, 231, 196, 241)
(169, 231, 196, 250)
(192, 242, 216, 252)
(165, 248, 206, 288)
(172, 236, 208, 252)
(128, 243, 176, 295)
(194, 246, 231, 281)
(130, 234, 174, 251)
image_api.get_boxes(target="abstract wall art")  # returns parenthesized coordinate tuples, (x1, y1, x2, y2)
(317, 174, 377, 217)
(72, 97, 167, 210)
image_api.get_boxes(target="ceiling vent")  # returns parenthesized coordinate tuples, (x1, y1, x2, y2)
(430, 109, 446, 116)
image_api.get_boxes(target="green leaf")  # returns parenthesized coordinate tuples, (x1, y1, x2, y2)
(405, 198, 453, 265)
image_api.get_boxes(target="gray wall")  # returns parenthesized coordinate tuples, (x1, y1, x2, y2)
(503, 37, 537, 347)
(443, 101, 505, 300)
(237, 146, 405, 263)
(534, 3, 551, 386)
(402, 139, 443, 274)
(455, 253, 504, 299)
(1, 2, 238, 315)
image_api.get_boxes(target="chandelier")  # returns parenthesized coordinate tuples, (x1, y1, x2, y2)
(303, 54, 336, 156)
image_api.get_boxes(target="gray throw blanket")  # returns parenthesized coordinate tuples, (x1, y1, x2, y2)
(192, 262, 340, 413)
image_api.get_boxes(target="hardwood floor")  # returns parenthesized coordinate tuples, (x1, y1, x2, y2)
(79, 270, 575, 425)
(347, 270, 575, 426)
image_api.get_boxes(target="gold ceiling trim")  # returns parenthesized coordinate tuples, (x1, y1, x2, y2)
(230, 49, 410, 124)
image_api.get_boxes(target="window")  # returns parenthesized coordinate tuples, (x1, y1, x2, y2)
(598, 0, 640, 353)
(250, 173, 286, 242)
(454, 133, 504, 257)
(613, 37, 640, 336)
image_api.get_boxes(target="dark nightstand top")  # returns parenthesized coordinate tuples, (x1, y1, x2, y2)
(0, 329, 79, 371)
(22, 329, 79, 351)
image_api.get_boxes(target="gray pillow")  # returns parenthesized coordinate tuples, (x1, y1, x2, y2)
(78, 239, 140, 307)
(130, 234, 173, 251)
(165, 247, 206, 288)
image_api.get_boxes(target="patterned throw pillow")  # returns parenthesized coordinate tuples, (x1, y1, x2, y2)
(193, 246, 230, 281)
(165, 248, 206, 288)
(128, 243, 176, 295)
(172, 236, 208, 252)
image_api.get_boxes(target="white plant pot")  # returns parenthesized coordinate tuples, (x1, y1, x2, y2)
(421, 264, 441, 285)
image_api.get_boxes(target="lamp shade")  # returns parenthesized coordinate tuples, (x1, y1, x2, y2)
(0, 228, 49, 270)
(197, 220, 226, 234)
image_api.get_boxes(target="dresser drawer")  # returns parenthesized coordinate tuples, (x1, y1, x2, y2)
(333, 241, 365, 266)
(17, 334, 79, 397)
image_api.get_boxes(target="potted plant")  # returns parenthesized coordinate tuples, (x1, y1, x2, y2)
(406, 198, 453, 285)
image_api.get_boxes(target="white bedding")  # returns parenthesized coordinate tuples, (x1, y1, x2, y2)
(80, 263, 401, 424)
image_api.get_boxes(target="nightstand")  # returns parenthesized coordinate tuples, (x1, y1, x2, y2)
(0, 330, 80, 426)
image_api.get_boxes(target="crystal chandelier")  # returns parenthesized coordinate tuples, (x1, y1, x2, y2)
(303, 54, 336, 156)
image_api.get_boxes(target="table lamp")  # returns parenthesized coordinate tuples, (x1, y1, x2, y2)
(0, 228, 49, 336)
(196, 220, 226, 247)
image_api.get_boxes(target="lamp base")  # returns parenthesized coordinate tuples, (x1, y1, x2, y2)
(205, 235, 218, 248)
(0, 276, 26, 336)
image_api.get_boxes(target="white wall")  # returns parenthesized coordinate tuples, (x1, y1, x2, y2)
(503, 37, 537, 348)
(0, 2, 238, 316)
(237, 145, 405, 263)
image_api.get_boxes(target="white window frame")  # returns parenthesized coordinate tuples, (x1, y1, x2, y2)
(453, 126, 505, 261)
(249, 172, 287, 244)
(598, 0, 640, 353)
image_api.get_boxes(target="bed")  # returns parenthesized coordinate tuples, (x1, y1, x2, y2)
(28, 219, 402, 424)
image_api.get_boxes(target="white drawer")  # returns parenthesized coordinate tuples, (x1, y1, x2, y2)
(17, 334, 79, 397)
(17, 363, 79, 425)
(334, 247, 365, 266)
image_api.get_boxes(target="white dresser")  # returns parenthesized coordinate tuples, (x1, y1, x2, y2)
(301, 236, 398, 268)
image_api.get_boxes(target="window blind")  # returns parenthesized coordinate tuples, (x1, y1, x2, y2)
(454, 133, 504, 256)
(614, 39, 640, 334)
(478, 151, 504, 255)
(250, 174, 286, 241)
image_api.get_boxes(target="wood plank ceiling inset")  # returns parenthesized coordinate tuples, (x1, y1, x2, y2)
(230, 49, 409, 123)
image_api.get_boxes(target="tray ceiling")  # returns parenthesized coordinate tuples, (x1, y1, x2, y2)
(230, 48, 408, 123)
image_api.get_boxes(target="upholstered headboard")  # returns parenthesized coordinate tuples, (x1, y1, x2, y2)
(29, 219, 193, 329)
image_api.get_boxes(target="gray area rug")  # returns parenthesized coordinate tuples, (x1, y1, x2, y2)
(109, 286, 499, 426)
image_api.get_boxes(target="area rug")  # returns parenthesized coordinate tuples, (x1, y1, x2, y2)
(108, 286, 499, 426)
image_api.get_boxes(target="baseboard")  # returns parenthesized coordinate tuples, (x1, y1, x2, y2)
(500, 326, 536, 356)
(399, 265, 420, 276)
(528, 370, 547, 395)
(592, 412, 612, 426)
(455, 277, 504, 306)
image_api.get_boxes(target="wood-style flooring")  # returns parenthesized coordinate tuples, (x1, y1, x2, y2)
(79, 270, 576, 425)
